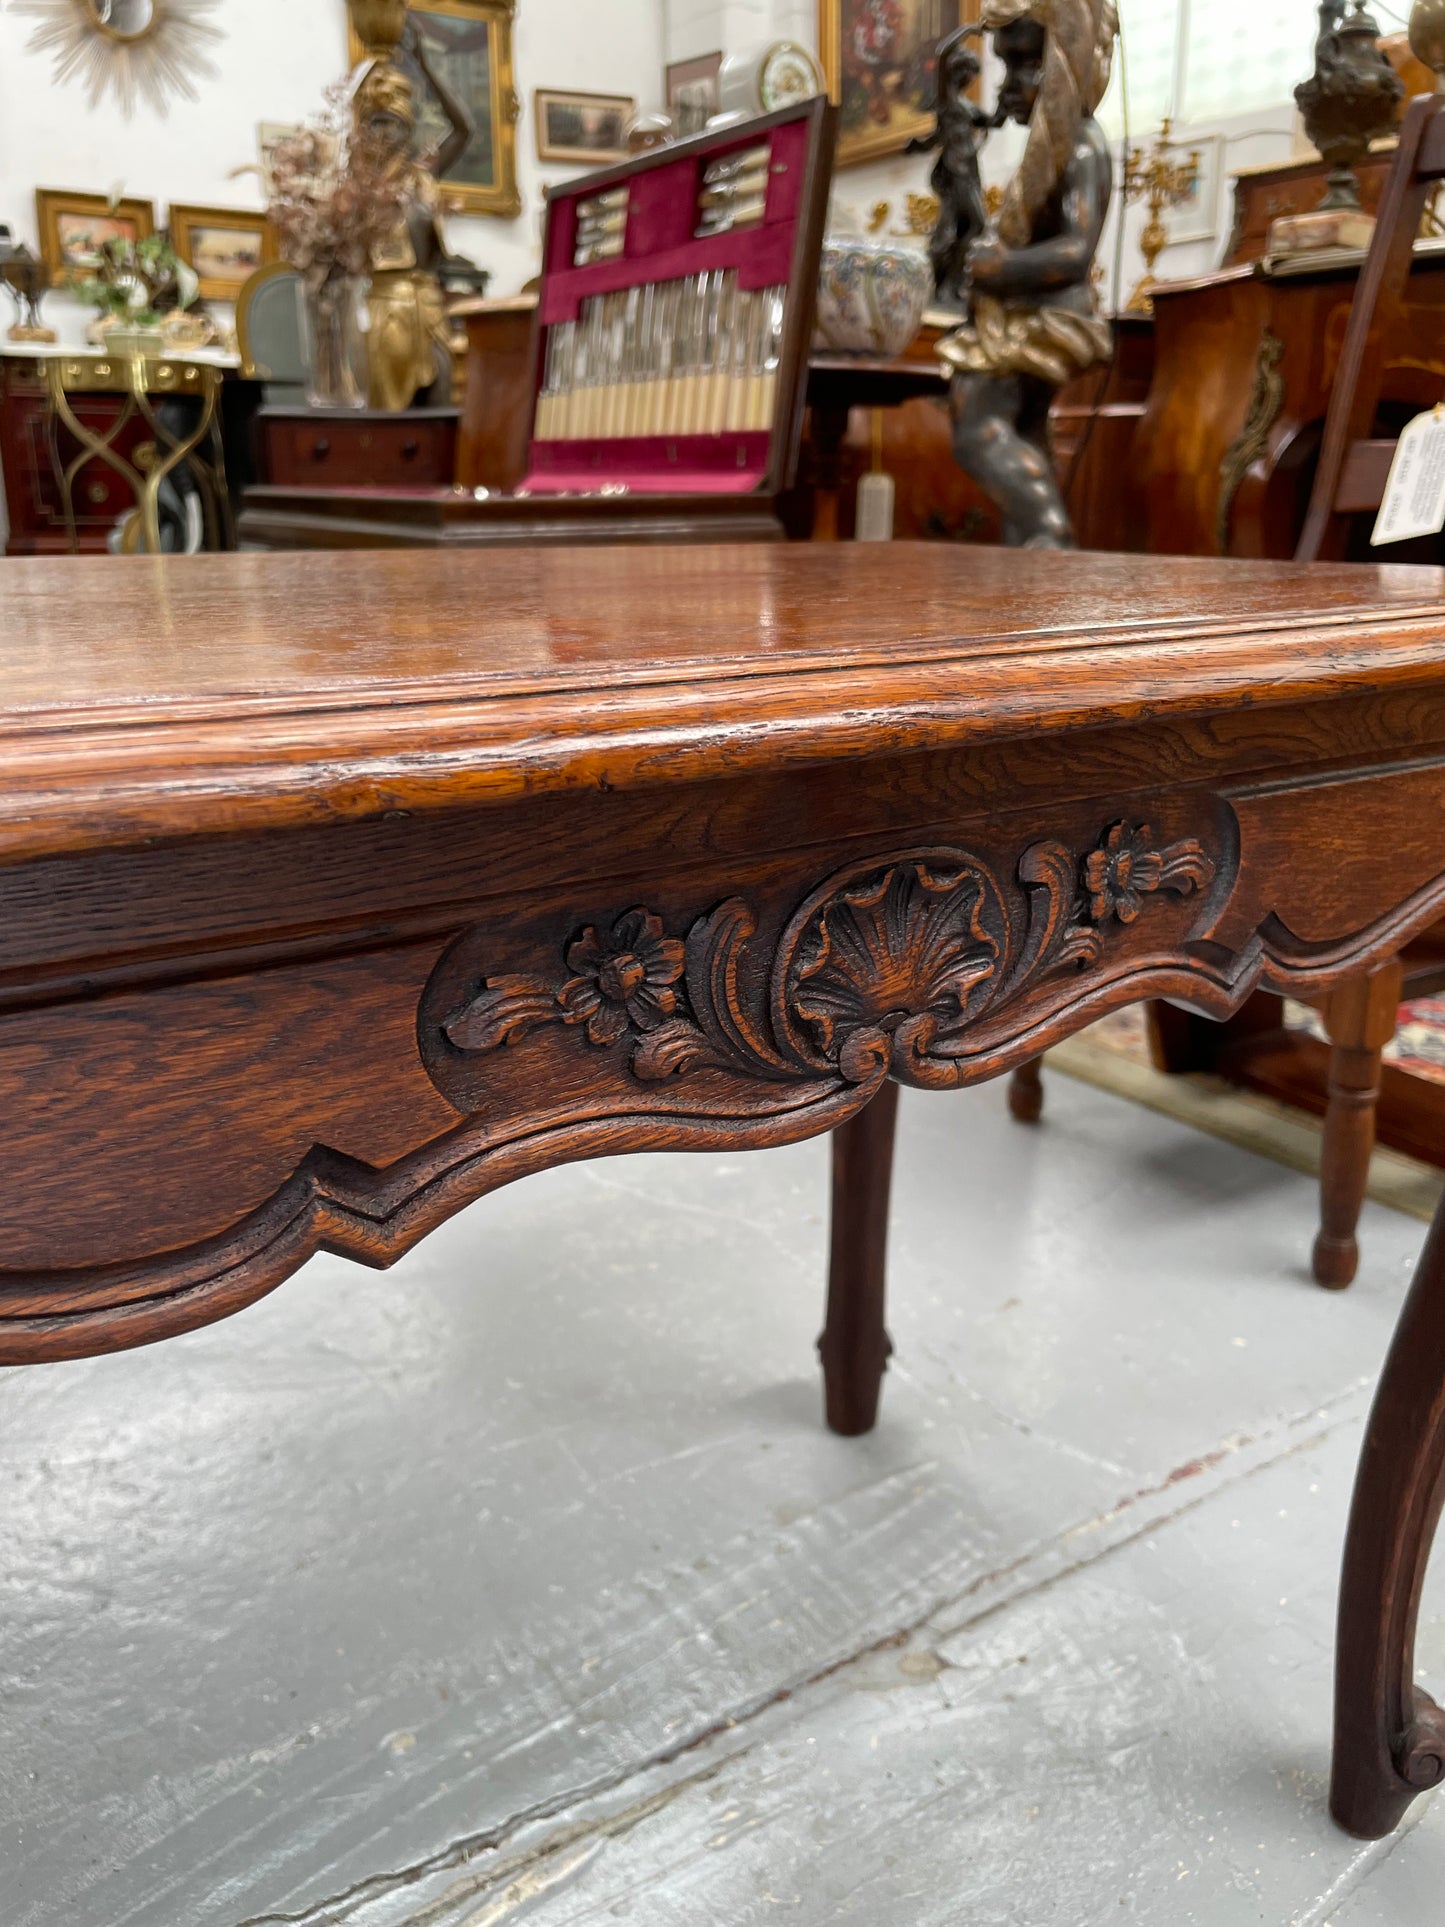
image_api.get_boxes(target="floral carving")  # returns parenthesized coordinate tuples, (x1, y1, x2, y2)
(437, 821, 1216, 1093)
(557, 911, 684, 1045)
(1084, 820, 1215, 925)
(445, 908, 683, 1055)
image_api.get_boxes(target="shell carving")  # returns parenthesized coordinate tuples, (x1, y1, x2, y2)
(787, 860, 1000, 1083)
(437, 822, 1216, 1095)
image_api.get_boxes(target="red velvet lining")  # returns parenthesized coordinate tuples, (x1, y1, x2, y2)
(528, 110, 818, 493)
(540, 227, 796, 321)
(523, 432, 770, 494)
(540, 119, 808, 325)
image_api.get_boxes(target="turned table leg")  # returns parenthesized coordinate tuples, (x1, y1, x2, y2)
(1332, 1188, 1445, 1837)
(819, 1080, 899, 1436)
(1313, 960, 1403, 1290)
(1008, 1055, 1044, 1123)
(810, 402, 850, 542)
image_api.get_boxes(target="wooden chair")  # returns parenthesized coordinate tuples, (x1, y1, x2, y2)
(1296, 90, 1445, 564)
(1011, 92, 1445, 1288)
(235, 261, 307, 406)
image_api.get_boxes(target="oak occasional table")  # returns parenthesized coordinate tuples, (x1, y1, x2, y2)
(6, 543, 1445, 1841)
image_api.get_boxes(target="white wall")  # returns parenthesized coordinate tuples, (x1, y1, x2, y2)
(0, 0, 1305, 544)
(662, 0, 1299, 302)
(0, 0, 666, 325)
(0, 0, 1303, 332)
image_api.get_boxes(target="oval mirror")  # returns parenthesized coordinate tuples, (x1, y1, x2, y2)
(90, 0, 157, 39)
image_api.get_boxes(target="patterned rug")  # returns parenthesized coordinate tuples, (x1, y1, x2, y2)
(1085, 998, 1445, 1083)
(1292, 996, 1445, 1084)
(1049, 1000, 1445, 1225)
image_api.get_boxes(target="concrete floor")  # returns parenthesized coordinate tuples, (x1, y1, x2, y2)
(3, 1072, 1444, 1925)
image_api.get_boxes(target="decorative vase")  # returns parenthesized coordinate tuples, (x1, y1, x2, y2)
(301, 273, 369, 410)
(105, 324, 166, 357)
(814, 236, 933, 358)
(85, 313, 163, 353)
(162, 308, 217, 351)
(1409, 0, 1445, 86)
(1295, 3, 1404, 211)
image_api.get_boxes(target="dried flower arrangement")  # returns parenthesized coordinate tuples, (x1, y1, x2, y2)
(266, 81, 410, 291)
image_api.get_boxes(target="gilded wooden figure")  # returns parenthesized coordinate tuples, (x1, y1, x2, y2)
(354, 17, 472, 410)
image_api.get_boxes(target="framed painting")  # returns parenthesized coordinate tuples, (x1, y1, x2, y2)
(35, 190, 155, 286)
(168, 204, 278, 301)
(819, 0, 970, 169)
(1164, 132, 1223, 246)
(665, 52, 722, 140)
(534, 89, 634, 165)
(257, 122, 303, 201)
(349, 0, 520, 218)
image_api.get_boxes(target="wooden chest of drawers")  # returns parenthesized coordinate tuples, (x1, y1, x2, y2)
(257, 406, 459, 488)
(1223, 147, 1398, 266)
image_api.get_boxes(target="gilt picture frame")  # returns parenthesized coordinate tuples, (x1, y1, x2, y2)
(34, 189, 156, 285)
(348, 0, 520, 218)
(534, 89, 634, 165)
(168, 203, 278, 301)
(819, 0, 969, 169)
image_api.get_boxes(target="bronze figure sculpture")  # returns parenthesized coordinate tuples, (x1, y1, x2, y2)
(906, 28, 1001, 307)
(936, 0, 1117, 548)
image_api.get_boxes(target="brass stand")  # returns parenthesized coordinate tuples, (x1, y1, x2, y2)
(1122, 117, 1202, 314)
(43, 353, 231, 555)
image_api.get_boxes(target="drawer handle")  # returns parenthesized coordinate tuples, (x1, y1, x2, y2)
(402, 437, 419, 458)
(312, 437, 331, 459)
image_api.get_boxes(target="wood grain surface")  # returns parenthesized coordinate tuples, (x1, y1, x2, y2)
(5, 545, 1445, 860)
(2, 541, 1445, 1365)
(6, 539, 1445, 1846)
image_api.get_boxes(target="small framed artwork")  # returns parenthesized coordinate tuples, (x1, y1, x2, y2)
(818, 0, 969, 170)
(257, 122, 303, 200)
(348, 0, 521, 219)
(534, 89, 635, 165)
(35, 189, 156, 285)
(1164, 133, 1224, 246)
(665, 52, 722, 139)
(168, 204, 278, 301)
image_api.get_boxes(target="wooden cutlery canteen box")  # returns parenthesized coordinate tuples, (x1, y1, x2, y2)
(239, 96, 836, 549)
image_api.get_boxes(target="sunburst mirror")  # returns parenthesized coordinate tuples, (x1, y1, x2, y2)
(15, 0, 224, 117)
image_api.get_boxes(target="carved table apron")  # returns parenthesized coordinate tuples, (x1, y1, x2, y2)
(5, 542, 1445, 1841)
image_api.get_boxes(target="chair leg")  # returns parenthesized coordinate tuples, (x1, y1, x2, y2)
(1313, 961, 1403, 1289)
(1332, 1189, 1445, 1837)
(819, 1080, 899, 1437)
(1008, 1055, 1044, 1123)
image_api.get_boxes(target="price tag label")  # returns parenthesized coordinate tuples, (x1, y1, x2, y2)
(1372, 406, 1445, 546)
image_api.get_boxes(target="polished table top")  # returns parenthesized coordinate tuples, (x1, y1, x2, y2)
(6, 544, 1445, 858)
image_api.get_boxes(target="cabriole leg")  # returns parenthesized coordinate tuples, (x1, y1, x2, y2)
(1008, 1056, 1044, 1123)
(819, 1080, 900, 1437)
(1332, 1190, 1445, 1837)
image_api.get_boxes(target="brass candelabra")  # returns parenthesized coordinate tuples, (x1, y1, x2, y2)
(1122, 117, 1202, 314)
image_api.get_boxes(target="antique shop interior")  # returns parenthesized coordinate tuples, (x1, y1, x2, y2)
(7, 1, 1445, 1922)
